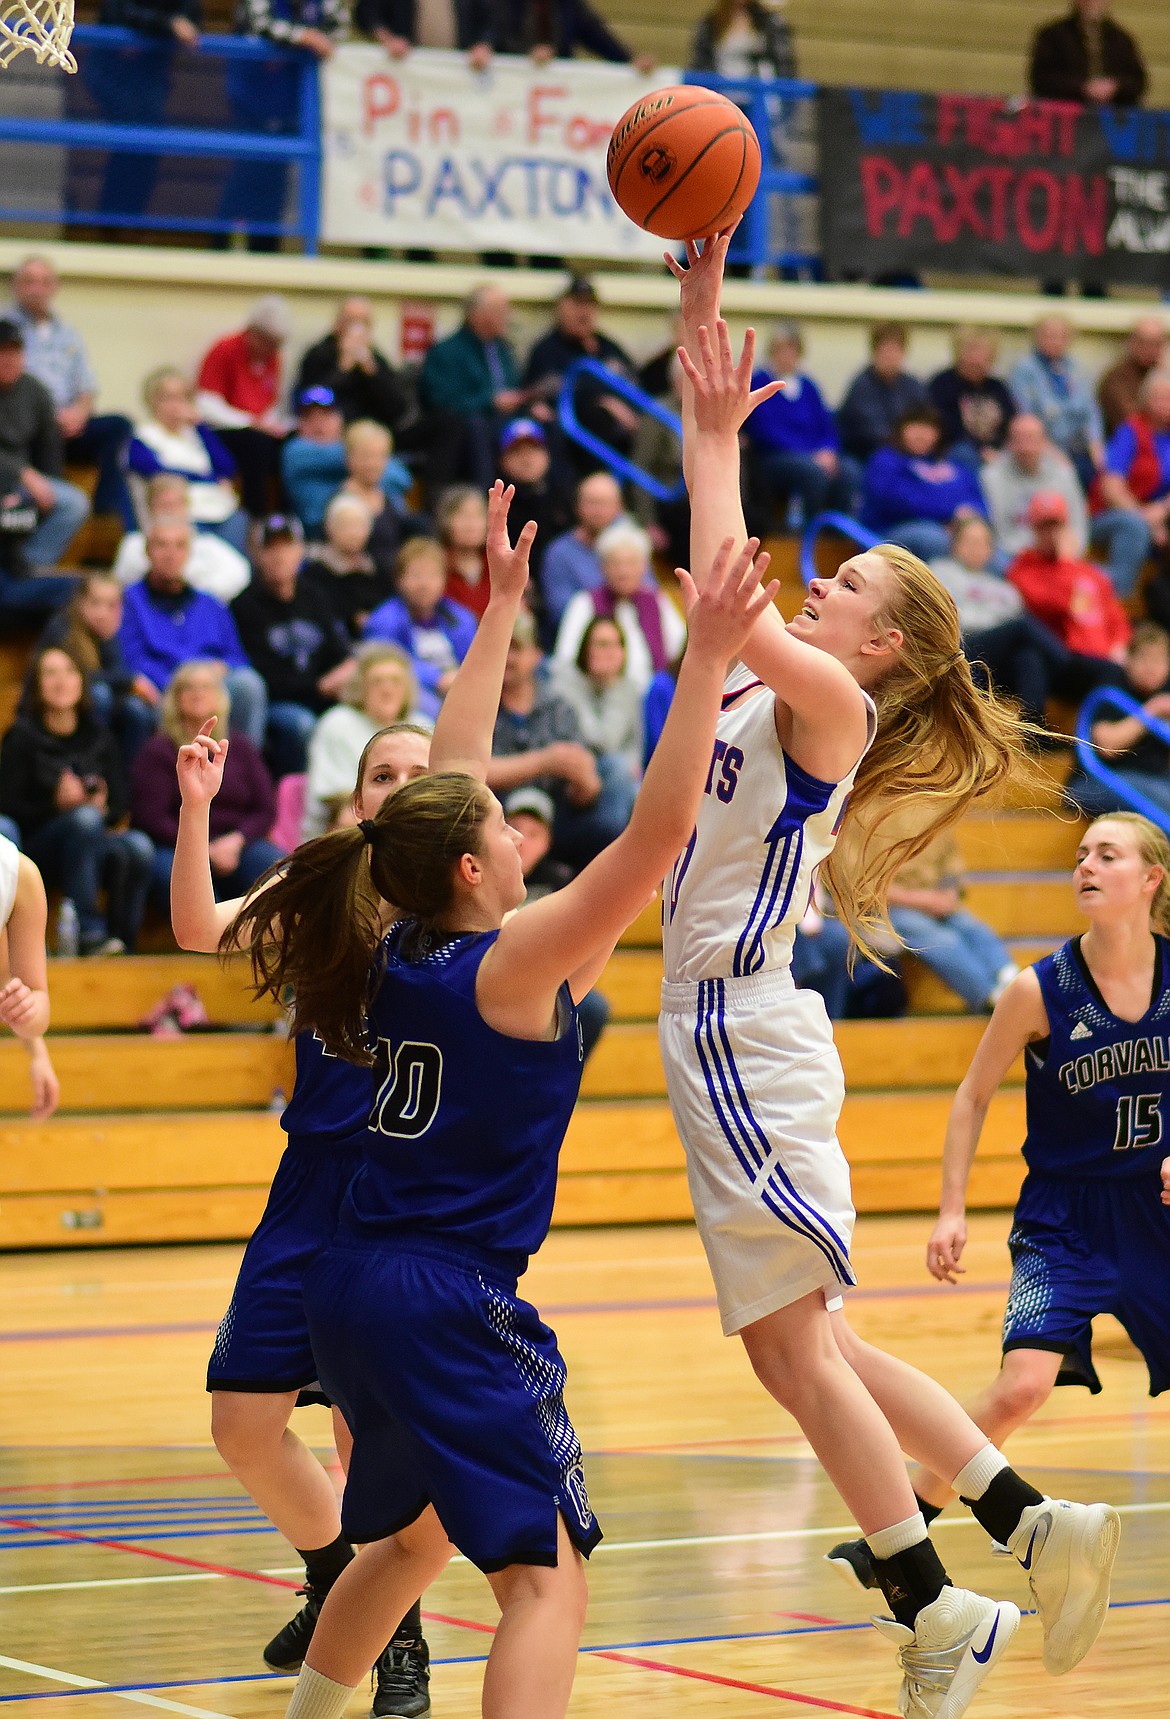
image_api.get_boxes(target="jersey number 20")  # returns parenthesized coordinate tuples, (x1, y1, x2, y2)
(1113, 1092, 1163, 1152)
(372, 1039, 443, 1139)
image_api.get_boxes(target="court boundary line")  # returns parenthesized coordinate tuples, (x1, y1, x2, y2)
(0, 1657, 231, 1719)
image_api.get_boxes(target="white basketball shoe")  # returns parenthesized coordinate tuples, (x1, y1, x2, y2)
(1006, 1497, 1121, 1675)
(872, 1588, 1020, 1719)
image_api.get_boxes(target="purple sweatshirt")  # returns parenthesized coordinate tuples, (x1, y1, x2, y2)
(861, 447, 987, 534)
(130, 731, 275, 847)
(119, 580, 250, 692)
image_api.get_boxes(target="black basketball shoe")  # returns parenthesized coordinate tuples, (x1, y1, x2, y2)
(824, 1537, 880, 1594)
(263, 1584, 324, 1672)
(371, 1634, 431, 1719)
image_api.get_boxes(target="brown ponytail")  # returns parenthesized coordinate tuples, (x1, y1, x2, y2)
(822, 544, 1045, 962)
(226, 772, 493, 1060)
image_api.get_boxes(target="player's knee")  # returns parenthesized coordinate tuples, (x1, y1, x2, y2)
(210, 1390, 286, 1464)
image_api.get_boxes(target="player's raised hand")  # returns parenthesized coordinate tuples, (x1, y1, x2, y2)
(677, 534, 777, 663)
(176, 719, 228, 807)
(485, 480, 535, 606)
(677, 321, 783, 437)
(926, 1212, 968, 1282)
(664, 220, 739, 331)
(1161, 1155, 1169, 1206)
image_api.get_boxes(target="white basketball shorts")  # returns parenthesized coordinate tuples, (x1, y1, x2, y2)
(660, 967, 857, 1336)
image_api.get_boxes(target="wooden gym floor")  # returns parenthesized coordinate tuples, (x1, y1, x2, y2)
(1, 1215, 1167, 1719)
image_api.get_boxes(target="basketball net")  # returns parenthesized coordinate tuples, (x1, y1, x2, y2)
(0, 0, 77, 72)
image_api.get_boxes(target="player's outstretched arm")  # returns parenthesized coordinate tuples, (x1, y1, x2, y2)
(478, 536, 778, 1037)
(25, 1036, 59, 1120)
(0, 856, 51, 1041)
(429, 480, 534, 781)
(929, 969, 1048, 1283)
(171, 721, 249, 952)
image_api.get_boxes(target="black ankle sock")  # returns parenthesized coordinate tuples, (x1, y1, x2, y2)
(297, 1533, 355, 1594)
(959, 1469, 1044, 1546)
(871, 1539, 950, 1630)
(915, 1493, 943, 1527)
(392, 1598, 423, 1641)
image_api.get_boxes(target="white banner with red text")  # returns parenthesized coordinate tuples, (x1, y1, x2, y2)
(321, 46, 679, 259)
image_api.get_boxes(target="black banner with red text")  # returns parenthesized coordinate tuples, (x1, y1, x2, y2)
(817, 87, 1170, 285)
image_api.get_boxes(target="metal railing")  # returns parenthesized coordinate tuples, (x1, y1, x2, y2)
(557, 358, 685, 502)
(0, 26, 321, 249)
(1074, 685, 1170, 834)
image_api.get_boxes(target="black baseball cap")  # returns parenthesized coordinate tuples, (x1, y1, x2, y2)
(0, 318, 24, 349)
(562, 275, 598, 302)
(259, 514, 305, 545)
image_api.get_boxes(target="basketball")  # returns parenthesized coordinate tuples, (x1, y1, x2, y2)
(607, 85, 761, 243)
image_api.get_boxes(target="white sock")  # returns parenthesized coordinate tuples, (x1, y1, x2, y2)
(866, 1512, 928, 1560)
(284, 1664, 358, 1719)
(952, 1443, 1008, 1501)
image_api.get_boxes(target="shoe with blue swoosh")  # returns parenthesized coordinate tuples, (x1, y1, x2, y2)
(871, 1588, 1020, 1719)
(1006, 1497, 1121, 1674)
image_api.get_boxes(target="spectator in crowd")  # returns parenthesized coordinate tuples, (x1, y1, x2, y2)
(554, 520, 686, 692)
(504, 0, 654, 68)
(132, 659, 281, 908)
(196, 296, 293, 515)
(1094, 367, 1170, 596)
(1007, 491, 1131, 675)
(35, 571, 158, 755)
(302, 643, 422, 838)
(836, 321, 928, 464)
(983, 412, 1088, 557)
(1029, 0, 1147, 108)
(745, 322, 859, 526)
(860, 403, 987, 561)
(888, 826, 1018, 1013)
(337, 417, 413, 570)
(280, 386, 348, 533)
(1065, 622, 1170, 820)
(688, 0, 795, 77)
(301, 493, 388, 639)
(539, 470, 626, 634)
(486, 610, 626, 867)
(1099, 316, 1166, 435)
(419, 286, 523, 491)
(0, 317, 89, 602)
(84, 0, 201, 228)
(791, 885, 906, 1021)
(354, 0, 495, 65)
(0, 645, 152, 954)
(638, 311, 686, 401)
(230, 516, 355, 775)
(294, 297, 412, 432)
(551, 613, 644, 792)
(5, 255, 133, 528)
(222, 0, 344, 249)
(362, 537, 477, 721)
(1008, 315, 1106, 488)
(522, 277, 638, 465)
(127, 367, 247, 551)
(113, 474, 251, 606)
(642, 657, 679, 767)
(929, 326, 1015, 463)
(118, 515, 268, 745)
(437, 484, 491, 619)
(496, 419, 574, 575)
(629, 357, 688, 568)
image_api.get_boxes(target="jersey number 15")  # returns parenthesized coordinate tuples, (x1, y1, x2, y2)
(1113, 1092, 1163, 1153)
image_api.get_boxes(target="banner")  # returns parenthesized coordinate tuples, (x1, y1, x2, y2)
(322, 47, 677, 259)
(818, 87, 1170, 286)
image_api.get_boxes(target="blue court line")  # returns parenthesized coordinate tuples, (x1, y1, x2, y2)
(17, 1498, 245, 1513)
(0, 1526, 275, 1551)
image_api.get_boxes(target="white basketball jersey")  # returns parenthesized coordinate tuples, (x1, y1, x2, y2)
(0, 832, 18, 932)
(662, 663, 876, 985)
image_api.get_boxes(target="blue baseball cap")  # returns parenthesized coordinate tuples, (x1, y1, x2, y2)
(500, 417, 547, 450)
(297, 385, 336, 411)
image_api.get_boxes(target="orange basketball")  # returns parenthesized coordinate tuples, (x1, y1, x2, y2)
(607, 85, 761, 243)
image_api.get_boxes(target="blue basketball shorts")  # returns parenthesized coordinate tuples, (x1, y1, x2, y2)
(1001, 1170, 1170, 1396)
(303, 1237, 602, 1572)
(206, 1140, 363, 1397)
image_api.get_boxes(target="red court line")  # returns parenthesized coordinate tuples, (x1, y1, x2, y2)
(419, 1609, 495, 1635)
(777, 1611, 841, 1627)
(0, 1515, 300, 1589)
(593, 1650, 896, 1718)
(0, 1471, 227, 1498)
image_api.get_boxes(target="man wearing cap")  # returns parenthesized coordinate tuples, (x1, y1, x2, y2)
(280, 386, 348, 535)
(196, 297, 294, 516)
(1006, 490, 1131, 677)
(231, 516, 355, 775)
(522, 276, 639, 464)
(496, 417, 574, 575)
(0, 315, 90, 611)
(294, 296, 411, 433)
(6, 254, 134, 530)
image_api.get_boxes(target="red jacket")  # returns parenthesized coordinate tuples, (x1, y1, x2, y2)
(1007, 548, 1131, 659)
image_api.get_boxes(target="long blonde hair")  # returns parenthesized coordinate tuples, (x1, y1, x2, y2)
(822, 544, 1038, 960)
(161, 659, 230, 748)
(1084, 811, 1170, 935)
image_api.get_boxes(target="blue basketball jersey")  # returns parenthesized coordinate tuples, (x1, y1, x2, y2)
(281, 1030, 373, 1150)
(339, 923, 585, 1270)
(1024, 936, 1170, 1178)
